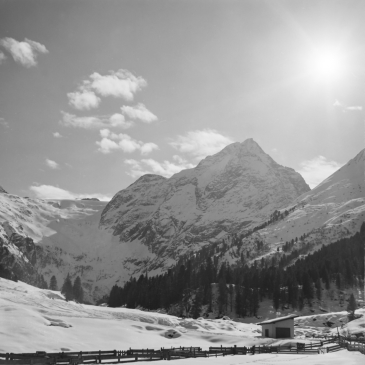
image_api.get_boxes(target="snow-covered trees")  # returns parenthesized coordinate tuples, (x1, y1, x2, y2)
(107, 222, 364, 317)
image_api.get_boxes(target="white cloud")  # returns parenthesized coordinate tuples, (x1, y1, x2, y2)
(109, 113, 133, 128)
(125, 156, 195, 178)
(346, 106, 363, 111)
(140, 143, 160, 155)
(170, 129, 234, 160)
(53, 132, 62, 138)
(0, 37, 48, 67)
(0, 51, 6, 64)
(89, 69, 147, 100)
(66, 69, 146, 111)
(60, 111, 133, 129)
(333, 99, 363, 112)
(67, 89, 101, 110)
(96, 129, 158, 155)
(121, 103, 157, 123)
(45, 159, 60, 170)
(298, 155, 344, 188)
(29, 184, 111, 201)
(60, 112, 102, 129)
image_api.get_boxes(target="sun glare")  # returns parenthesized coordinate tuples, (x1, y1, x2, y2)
(310, 47, 343, 81)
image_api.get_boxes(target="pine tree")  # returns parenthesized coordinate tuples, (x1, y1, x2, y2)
(73, 276, 84, 303)
(347, 293, 357, 321)
(218, 277, 227, 314)
(50, 275, 58, 291)
(235, 285, 242, 316)
(191, 288, 203, 319)
(39, 275, 48, 289)
(108, 285, 121, 307)
(61, 273, 74, 301)
(229, 284, 234, 312)
(251, 289, 259, 316)
(315, 278, 322, 300)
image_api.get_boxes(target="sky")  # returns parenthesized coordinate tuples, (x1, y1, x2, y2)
(0, 0, 364, 200)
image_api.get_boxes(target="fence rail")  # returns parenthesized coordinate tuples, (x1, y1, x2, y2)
(0, 335, 364, 364)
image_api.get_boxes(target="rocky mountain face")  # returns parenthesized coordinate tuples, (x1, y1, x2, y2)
(100, 139, 310, 273)
(0, 186, 7, 194)
(0, 195, 110, 302)
(218, 148, 365, 267)
(0, 142, 363, 303)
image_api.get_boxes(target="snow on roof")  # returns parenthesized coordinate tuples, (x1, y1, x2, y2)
(257, 314, 299, 325)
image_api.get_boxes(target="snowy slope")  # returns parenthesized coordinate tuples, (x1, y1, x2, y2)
(0, 278, 261, 352)
(100, 139, 309, 274)
(1, 278, 364, 365)
(1, 145, 363, 304)
(222, 149, 365, 265)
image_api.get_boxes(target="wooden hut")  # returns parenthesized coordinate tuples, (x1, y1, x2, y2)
(257, 314, 298, 338)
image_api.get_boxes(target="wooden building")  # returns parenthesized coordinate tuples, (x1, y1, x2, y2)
(257, 314, 298, 338)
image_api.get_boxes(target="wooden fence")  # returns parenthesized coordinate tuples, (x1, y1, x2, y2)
(0, 336, 363, 365)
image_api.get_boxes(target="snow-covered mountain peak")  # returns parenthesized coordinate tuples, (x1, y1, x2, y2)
(1, 146, 363, 303)
(99, 140, 310, 281)
(298, 147, 364, 205)
(131, 174, 167, 187)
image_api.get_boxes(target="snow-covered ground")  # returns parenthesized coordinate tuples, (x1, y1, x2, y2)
(1, 278, 364, 364)
(0, 278, 262, 353)
(149, 352, 364, 365)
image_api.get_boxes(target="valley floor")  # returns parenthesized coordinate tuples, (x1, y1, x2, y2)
(150, 352, 364, 365)
(0, 278, 364, 364)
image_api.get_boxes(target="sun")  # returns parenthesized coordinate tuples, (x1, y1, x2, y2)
(309, 47, 343, 82)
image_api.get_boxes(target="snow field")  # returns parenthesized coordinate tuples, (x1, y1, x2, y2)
(1, 279, 364, 364)
(0, 279, 262, 353)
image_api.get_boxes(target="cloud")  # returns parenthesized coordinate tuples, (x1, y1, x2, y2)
(0, 118, 9, 128)
(96, 129, 158, 155)
(345, 106, 363, 111)
(333, 99, 363, 112)
(66, 69, 147, 111)
(125, 155, 195, 178)
(89, 69, 147, 100)
(53, 132, 62, 138)
(298, 155, 343, 188)
(60, 111, 133, 129)
(121, 103, 157, 123)
(170, 129, 234, 160)
(0, 51, 6, 64)
(67, 89, 101, 110)
(109, 113, 133, 128)
(45, 159, 60, 169)
(29, 184, 111, 201)
(0, 37, 48, 67)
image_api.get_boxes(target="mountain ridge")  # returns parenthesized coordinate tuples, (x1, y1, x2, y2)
(0, 142, 363, 302)
(99, 138, 310, 276)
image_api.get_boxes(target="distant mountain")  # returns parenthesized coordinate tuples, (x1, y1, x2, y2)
(0, 186, 7, 194)
(0, 142, 363, 303)
(219, 148, 365, 266)
(100, 138, 310, 273)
